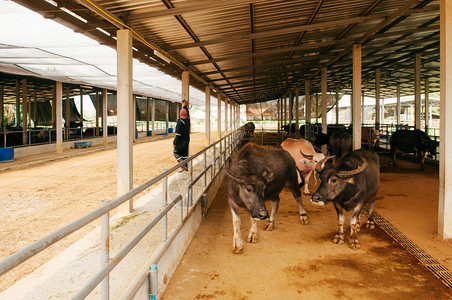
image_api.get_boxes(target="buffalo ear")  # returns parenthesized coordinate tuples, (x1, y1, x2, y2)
(262, 168, 274, 183)
(347, 177, 355, 184)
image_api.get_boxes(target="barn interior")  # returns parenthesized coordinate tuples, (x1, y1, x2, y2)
(0, 0, 452, 298)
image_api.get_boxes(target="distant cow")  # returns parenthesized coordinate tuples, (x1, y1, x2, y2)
(312, 124, 348, 149)
(281, 138, 325, 195)
(282, 123, 297, 134)
(244, 122, 255, 137)
(390, 129, 438, 170)
(311, 150, 380, 249)
(226, 143, 308, 253)
(328, 131, 352, 159)
(347, 126, 380, 149)
(299, 124, 307, 138)
(361, 127, 380, 148)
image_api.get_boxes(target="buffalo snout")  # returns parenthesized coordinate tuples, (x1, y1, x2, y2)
(252, 208, 269, 220)
(311, 193, 326, 206)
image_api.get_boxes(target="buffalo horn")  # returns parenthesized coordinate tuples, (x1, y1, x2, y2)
(300, 150, 314, 160)
(225, 167, 247, 185)
(315, 156, 335, 174)
(337, 158, 368, 177)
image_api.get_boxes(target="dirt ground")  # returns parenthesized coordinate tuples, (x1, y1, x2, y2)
(0, 133, 208, 292)
(163, 182, 452, 299)
(163, 151, 452, 299)
(1, 133, 452, 297)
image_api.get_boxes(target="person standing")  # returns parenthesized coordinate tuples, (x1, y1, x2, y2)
(173, 105, 190, 172)
(182, 99, 190, 121)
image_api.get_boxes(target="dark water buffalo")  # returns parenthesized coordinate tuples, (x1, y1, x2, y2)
(311, 150, 380, 249)
(281, 138, 325, 195)
(282, 123, 297, 134)
(390, 129, 438, 170)
(244, 122, 255, 137)
(312, 124, 347, 148)
(226, 143, 308, 253)
(328, 131, 352, 159)
(299, 124, 307, 138)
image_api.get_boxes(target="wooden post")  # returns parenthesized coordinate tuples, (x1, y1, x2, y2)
(182, 71, 189, 104)
(415, 53, 421, 129)
(295, 87, 299, 136)
(95, 91, 100, 137)
(22, 79, 28, 146)
(439, 0, 452, 238)
(229, 99, 233, 133)
(375, 69, 381, 129)
(225, 99, 228, 134)
(102, 89, 108, 146)
(0, 85, 3, 131)
(217, 94, 222, 139)
(165, 100, 169, 135)
(283, 96, 287, 128)
(305, 80, 311, 138)
(425, 78, 430, 133)
(146, 97, 150, 134)
(56, 82, 63, 154)
(80, 88, 84, 139)
(66, 85, 70, 140)
(15, 79, 20, 127)
(33, 90, 37, 128)
(151, 98, 155, 137)
(315, 93, 319, 124)
(277, 98, 280, 133)
(116, 29, 134, 214)
(288, 92, 293, 135)
(335, 84, 339, 124)
(396, 84, 401, 125)
(352, 44, 362, 150)
(321, 66, 327, 134)
(205, 86, 211, 145)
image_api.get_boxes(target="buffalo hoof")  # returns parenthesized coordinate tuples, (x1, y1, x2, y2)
(263, 220, 275, 231)
(300, 214, 309, 225)
(366, 220, 376, 229)
(333, 233, 345, 244)
(348, 239, 361, 249)
(246, 233, 259, 243)
(233, 239, 244, 254)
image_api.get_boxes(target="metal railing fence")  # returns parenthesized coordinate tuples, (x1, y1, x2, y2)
(0, 126, 245, 299)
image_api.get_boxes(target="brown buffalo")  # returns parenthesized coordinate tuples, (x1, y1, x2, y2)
(226, 143, 308, 253)
(312, 150, 380, 249)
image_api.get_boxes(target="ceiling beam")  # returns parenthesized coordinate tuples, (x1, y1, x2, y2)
(129, 0, 269, 21)
(166, 6, 438, 51)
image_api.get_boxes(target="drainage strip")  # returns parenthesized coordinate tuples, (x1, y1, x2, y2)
(366, 209, 452, 289)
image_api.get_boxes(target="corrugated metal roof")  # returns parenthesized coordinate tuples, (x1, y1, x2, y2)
(6, 0, 441, 104)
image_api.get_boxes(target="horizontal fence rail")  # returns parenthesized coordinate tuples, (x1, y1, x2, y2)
(0, 126, 245, 299)
(0, 122, 441, 297)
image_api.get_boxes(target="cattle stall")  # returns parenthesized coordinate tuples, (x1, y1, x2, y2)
(163, 133, 452, 298)
(0, 129, 451, 298)
(1, 0, 452, 298)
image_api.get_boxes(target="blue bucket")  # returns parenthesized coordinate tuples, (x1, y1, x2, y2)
(168, 128, 174, 133)
(0, 148, 14, 162)
(147, 130, 152, 136)
(74, 141, 92, 149)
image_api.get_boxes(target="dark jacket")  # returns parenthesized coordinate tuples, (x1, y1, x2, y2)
(173, 117, 190, 157)
(183, 105, 190, 119)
